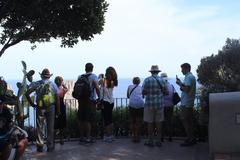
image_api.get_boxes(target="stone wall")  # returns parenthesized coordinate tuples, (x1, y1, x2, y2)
(209, 91, 240, 155)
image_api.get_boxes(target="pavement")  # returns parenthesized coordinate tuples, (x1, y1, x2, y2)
(23, 138, 210, 160)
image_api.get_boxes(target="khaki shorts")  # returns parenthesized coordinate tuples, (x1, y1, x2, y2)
(144, 107, 164, 123)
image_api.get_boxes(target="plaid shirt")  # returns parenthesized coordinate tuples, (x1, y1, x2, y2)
(142, 74, 165, 108)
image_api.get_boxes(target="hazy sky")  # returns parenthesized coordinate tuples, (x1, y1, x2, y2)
(1, 0, 240, 80)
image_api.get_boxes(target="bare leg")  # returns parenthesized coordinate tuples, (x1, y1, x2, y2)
(15, 139, 28, 160)
(147, 122, 154, 142)
(155, 122, 162, 142)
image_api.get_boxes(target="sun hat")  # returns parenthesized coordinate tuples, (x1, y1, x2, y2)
(149, 65, 161, 72)
(39, 68, 53, 78)
(160, 72, 168, 78)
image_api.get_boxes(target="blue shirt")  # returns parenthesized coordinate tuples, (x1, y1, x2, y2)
(29, 79, 59, 95)
(163, 81, 174, 107)
(142, 74, 165, 108)
(180, 72, 196, 107)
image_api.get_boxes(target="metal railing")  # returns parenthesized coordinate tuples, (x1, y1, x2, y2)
(25, 95, 200, 127)
(23, 95, 201, 127)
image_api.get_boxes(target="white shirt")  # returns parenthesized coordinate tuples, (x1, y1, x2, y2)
(127, 84, 144, 108)
(100, 85, 114, 104)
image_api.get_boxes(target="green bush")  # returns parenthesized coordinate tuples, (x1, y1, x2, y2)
(65, 106, 207, 139)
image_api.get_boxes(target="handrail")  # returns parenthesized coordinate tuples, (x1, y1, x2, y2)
(23, 95, 200, 127)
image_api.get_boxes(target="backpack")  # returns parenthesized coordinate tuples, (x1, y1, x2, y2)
(72, 74, 92, 100)
(36, 82, 55, 107)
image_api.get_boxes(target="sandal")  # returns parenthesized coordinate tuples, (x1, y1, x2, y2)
(144, 140, 154, 147)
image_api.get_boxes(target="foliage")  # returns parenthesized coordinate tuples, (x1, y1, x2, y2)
(197, 38, 240, 92)
(65, 106, 206, 139)
(66, 108, 79, 138)
(0, 0, 109, 56)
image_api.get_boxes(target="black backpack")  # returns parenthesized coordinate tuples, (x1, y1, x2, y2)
(72, 74, 92, 100)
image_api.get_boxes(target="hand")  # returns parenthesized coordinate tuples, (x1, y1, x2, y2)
(31, 103, 37, 108)
(176, 78, 182, 86)
(96, 98, 101, 104)
(17, 113, 24, 120)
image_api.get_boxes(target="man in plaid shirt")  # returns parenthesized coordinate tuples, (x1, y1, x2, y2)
(142, 65, 166, 147)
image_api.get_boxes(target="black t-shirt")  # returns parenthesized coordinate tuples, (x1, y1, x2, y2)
(0, 106, 12, 135)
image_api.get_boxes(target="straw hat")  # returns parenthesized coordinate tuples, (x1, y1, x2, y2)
(160, 72, 168, 78)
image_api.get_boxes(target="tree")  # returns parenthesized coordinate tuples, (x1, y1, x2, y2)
(197, 38, 240, 92)
(0, 0, 108, 57)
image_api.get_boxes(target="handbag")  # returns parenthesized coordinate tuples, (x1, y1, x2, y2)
(172, 92, 181, 105)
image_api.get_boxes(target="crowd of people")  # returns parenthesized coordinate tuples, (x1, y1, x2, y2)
(0, 62, 197, 158)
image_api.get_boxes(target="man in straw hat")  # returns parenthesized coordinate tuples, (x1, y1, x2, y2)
(25, 68, 60, 152)
(142, 65, 167, 147)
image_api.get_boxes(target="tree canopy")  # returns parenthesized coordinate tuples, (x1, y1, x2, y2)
(0, 0, 108, 57)
(197, 38, 240, 92)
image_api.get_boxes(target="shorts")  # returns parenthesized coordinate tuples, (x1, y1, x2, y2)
(144, 107, 164, 123)
(102, 101, 114, 126)
(129, 107, 144, 121)
(77, 99, 96, 122)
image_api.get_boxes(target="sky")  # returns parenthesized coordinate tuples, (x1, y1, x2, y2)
(1, 0, 240, 80)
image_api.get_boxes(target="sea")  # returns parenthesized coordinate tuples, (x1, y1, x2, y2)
(7, 78, 184, 98)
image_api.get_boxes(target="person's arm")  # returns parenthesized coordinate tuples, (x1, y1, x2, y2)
(176, 79, 190, 93)
(55, 93, 60, 115)
(127, 86, 130, 98)
(181, 85, 191, 93)
(142, 80, 147, 96)
(93, 80, 100, 99)
(62, 83, 68, 94)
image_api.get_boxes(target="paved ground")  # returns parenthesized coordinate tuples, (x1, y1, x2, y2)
(23, 138, 209, 160)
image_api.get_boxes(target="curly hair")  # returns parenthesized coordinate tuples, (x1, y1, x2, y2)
(105, 66, 118, 88)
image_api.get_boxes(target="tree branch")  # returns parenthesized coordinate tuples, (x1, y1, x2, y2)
(0, 35, 22, 57)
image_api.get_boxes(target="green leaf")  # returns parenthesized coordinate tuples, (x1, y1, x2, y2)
(21, 61, 27, 70)
(26, 70, 35, 82)
(16, 82, 23, 89)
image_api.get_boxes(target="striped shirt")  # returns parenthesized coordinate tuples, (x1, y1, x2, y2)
(142, 74, 165, 108)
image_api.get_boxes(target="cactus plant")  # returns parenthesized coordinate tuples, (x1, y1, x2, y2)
(16, 60, 35, 128)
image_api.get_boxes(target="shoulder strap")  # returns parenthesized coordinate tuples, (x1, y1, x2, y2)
(81, 73, 91, 79)
(152, 76, 164, 91)
(129, 85, 138, 96)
